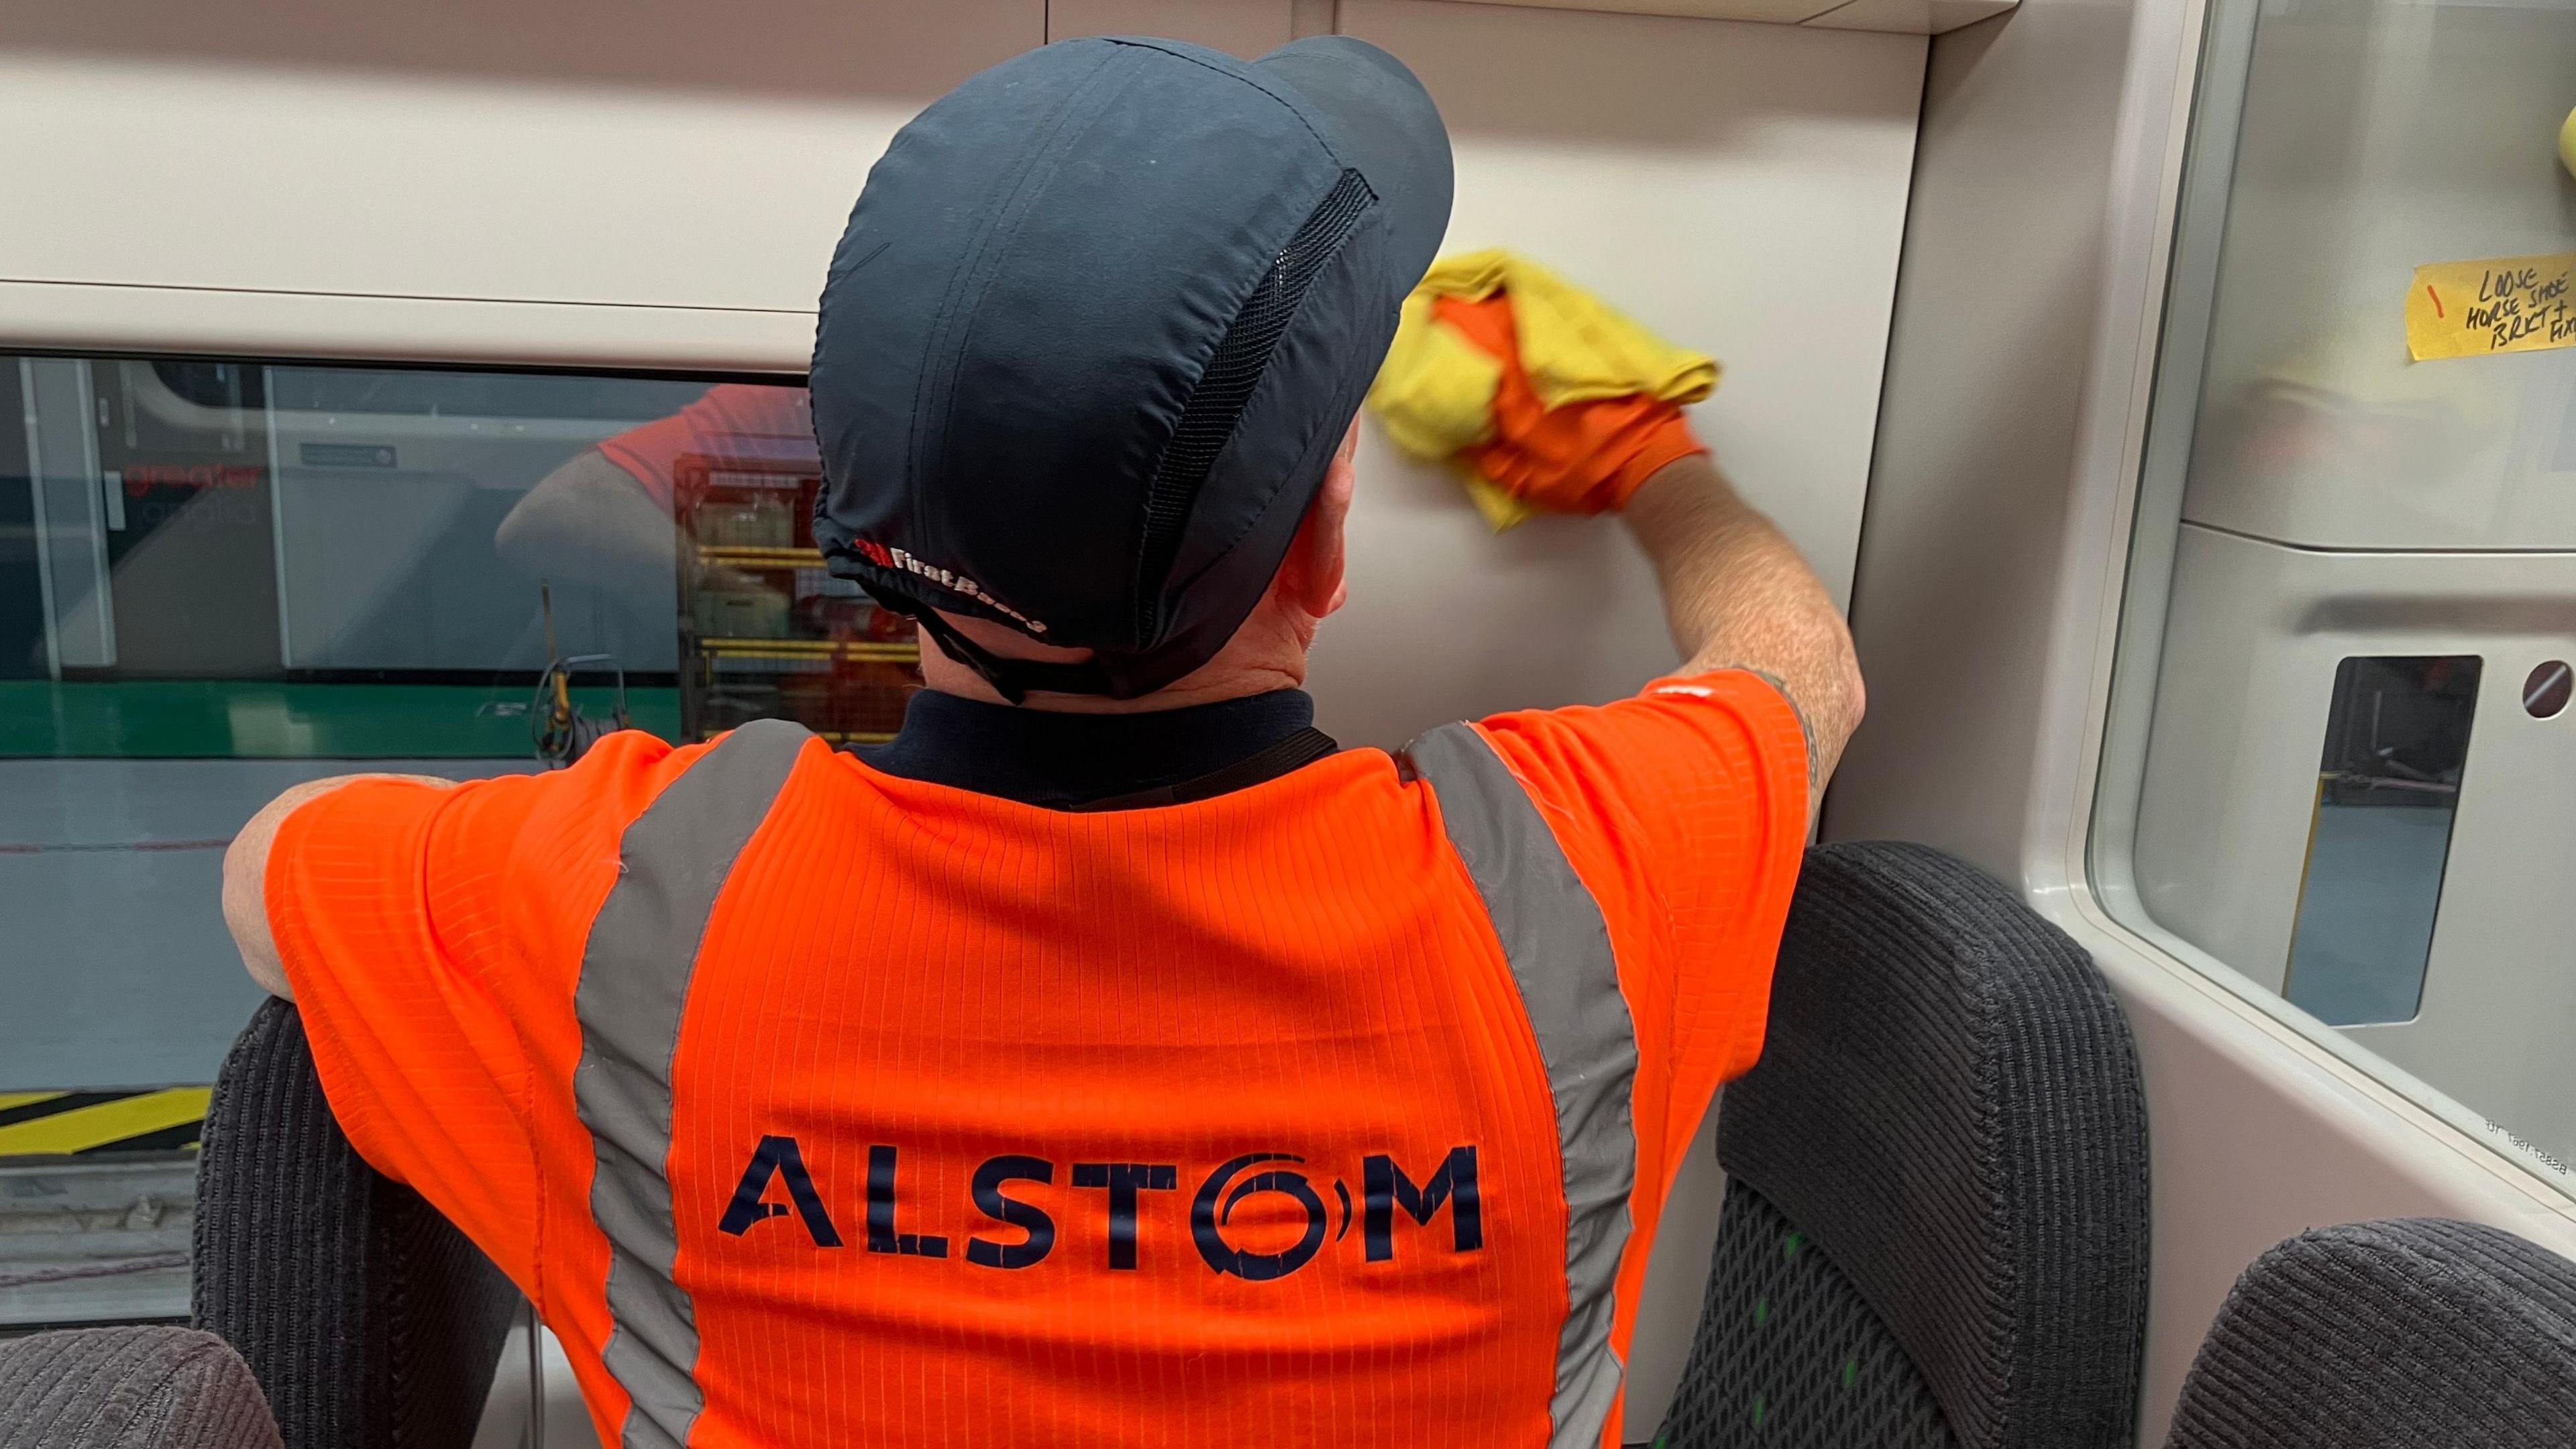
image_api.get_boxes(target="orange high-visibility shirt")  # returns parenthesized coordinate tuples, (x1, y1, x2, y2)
(266, 672, 1807, 1448)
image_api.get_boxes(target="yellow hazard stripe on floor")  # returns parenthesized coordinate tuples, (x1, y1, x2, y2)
(0, 1091, 67, 1112)
(0, 1087, 211, 1156)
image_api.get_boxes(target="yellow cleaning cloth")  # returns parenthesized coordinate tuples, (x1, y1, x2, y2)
(1368, 249, 1719, 527)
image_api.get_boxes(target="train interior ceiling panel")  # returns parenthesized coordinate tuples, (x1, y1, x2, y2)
(3, 0, 2573, 1446)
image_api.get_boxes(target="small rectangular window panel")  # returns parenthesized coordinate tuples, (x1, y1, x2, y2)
(1, 356, 928, 1333)
(1, 352, 923, 1328)
(2283, 656, 2479, 1026)
(0, 359, 901, 755)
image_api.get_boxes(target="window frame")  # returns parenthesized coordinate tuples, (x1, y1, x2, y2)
(2062, 0, 2576, 1203)
(1, 347, 812, 747)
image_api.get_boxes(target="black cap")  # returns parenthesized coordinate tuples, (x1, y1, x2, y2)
(810, 35, 1453, 701)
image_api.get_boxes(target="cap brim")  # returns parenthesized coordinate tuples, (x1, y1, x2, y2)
(1255, 36, 1454, 288)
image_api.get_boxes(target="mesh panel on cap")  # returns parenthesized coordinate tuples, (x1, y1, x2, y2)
(1132, 168, 1377, 642)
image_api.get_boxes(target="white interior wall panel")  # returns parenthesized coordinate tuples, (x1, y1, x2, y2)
(1314, 0, 1922, 747)
(0, 1, 1043, 327)
(0, 0, 1041, 99)
(5, 17, 1035, 315)
(1430, 0, 2015, 30)
(1803, 0, 2019, 32)
(1045, 0, 1299, 54)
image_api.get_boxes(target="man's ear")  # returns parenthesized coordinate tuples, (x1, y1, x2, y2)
(1282, 417, 1358, 619)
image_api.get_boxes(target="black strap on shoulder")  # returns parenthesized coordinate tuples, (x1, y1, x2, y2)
(1065, 727, 1338, 812)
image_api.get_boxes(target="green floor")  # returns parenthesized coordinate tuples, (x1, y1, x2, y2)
(0, 681, 680, 758)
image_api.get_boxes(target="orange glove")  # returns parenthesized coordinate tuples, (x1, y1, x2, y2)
(1433, 291, 1709, 515)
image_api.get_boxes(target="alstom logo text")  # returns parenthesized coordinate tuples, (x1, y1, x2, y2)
(717, 1138, 1481, 1281)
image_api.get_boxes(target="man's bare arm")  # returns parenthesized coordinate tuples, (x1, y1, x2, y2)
(223, 774, 460, 1000)
(493, 448, 680, 598)
(1623, 453, 1865, 805)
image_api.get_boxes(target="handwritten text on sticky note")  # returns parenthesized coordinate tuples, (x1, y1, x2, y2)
(2408, 252, 2576, 360)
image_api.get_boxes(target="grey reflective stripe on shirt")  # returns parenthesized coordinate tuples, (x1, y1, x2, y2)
(1401, 722, 1640, 1448)
(574, 718, 809, 1449)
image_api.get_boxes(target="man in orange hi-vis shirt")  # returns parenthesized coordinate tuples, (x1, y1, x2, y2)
(221, 36, 1860, 1449)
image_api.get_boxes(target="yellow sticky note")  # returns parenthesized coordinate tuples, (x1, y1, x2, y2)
(2406, 252, 2576, 361)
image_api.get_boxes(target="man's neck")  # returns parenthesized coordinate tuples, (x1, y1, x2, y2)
(913, 610, 1313, 714)
(918, 668, 1303, 714)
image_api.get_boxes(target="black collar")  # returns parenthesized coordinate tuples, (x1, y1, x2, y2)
(855, 688, 1336, 810)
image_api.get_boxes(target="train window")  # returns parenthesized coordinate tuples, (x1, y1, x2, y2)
(2094, 0, 2576, 1185)
(2282, 656, 2477, 1028)
(0, 354, 906, 1325)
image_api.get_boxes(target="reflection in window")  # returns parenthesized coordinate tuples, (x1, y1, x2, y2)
(2284, 656, 2479, 1026)
(0, 356, 925, 1296)
(1, 352, 928, 1324)
(623, 386, 923, 745)
(4, 356, 724, 749)
(2095, 0, 2576, 1189)
(0, 357, 915, 759)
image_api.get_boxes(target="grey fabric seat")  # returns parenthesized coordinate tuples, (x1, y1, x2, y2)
(2163, 1216, 2576, 1448)
(191, 998, 519, 1449)
(0, 1325, 280, 1449)
(1656, 841, 2152, 1449)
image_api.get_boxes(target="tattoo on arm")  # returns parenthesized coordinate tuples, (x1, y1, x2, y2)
(1731, 666, 1823, 792)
